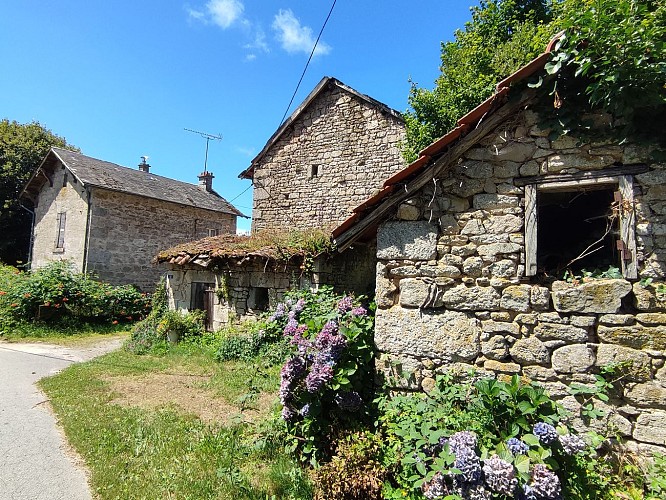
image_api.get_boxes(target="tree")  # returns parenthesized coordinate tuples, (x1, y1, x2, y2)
(0, 120, 78, 265)
(403, 0, 555, 162)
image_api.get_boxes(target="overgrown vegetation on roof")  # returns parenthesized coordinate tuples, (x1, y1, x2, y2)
(156, 228, 335, 264)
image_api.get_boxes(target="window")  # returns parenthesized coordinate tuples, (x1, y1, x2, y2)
(309, 165, 320, 178)
(523, 172, 638, 279)
(207, 228, 220, 237)
(190, 282, 215, 310)
(248, 287, 270, 311)
(55, 212, 66, 250)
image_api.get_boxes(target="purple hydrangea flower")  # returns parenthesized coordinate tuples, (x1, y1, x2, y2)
(289, 328, 312, 354)
(506, 437, 530, 455)
(281, 404, 297, 422)
(299, 403, 311, 416)
(534, 422, 559, 445)
(269, 302, 287, 322)
(334, 391, 363, 411)
(519, 484, 538, 500)
(453, 479, 491, 500)
(304, 363, 334, 393)
(559, 433, 587, 455)
(351, 306, 367, 316)
(482, 455, 518, 496)
(452, 444, 482, 483)
(530, 464, 561, 499)
(293, 298, 305, 313)
(448, 431, 478, 454)
(423, 472, 447, 499)
(315, 324, 347, 363)
(283, 316, 299, 336)
(337, 296, 354, 314)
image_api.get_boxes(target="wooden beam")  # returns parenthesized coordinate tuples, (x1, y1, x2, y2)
(618, 175, 638, 279)
(335, 87, 540, 251)
(524, 184, 538, 276)
(515, 164, 648, 187)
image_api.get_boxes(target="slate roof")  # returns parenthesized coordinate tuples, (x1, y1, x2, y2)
(24, 147, 244, 217)
(238, 76, 404, 180)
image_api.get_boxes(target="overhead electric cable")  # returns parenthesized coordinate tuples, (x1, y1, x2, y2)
(278, 0, 337, 127)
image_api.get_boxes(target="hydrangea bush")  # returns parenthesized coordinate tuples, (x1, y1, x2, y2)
(379, 374, 612, 499)
(269, 286, 375, 463)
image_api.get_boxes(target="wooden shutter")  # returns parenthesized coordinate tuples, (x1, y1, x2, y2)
(618, 175, 638, 279)
(55, 212, 66, 249)
(524, 184, 537, 276)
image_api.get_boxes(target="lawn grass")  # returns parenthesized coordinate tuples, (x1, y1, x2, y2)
(39, 345, 312, 499)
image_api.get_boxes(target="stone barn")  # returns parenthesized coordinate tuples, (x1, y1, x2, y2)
(156, 231, 375, 330)
(333, 47, 666, 454)
(21, 148, 243, 290)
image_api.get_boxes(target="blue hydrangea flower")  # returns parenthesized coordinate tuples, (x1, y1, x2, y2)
(482, 455, 517, 496)
(453, 479, 491, 500)
(452, 445, 482, 483)
(304, 363, 334, 393)
(533, 422, 559, 445)
(506, 437, 529, 455)
(558, 433, 587, 455)
(298, 403, 311, 416)
(448, 431, 478, 454)
(422, 472, 446, 499)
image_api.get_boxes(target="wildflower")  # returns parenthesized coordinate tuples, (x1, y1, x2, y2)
(112, 320, 118, 324)
(558, 433, 587, 455)
(337, 296, 353, 313)
(533, 422, 558, 445)
(422, 472, 447, 499)
(10, 303, 18, 307)
(448, 431, 478, 454)
(334, 391, 362, 411)
(451, 444, 482, 483)
(529, 464, 561, 499)
(44, 302, 51, 307)
(506, 437, 529, 455)
(62, 297, 68, 302)
(482, 455, 517, 496)
(23, 293, 31, 298)
(0, 291, 6, 295)
(304, 363, 334, 393)
(351, 306, 367, 316)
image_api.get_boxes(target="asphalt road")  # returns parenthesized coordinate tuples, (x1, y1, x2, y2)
(0, 339, 122, 500)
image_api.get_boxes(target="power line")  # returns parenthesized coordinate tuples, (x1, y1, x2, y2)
(278, 0, 337, 127)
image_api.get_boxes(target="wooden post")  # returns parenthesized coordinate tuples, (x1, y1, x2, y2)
(524, 184, 538, 276)
(618, 175, 638, 279)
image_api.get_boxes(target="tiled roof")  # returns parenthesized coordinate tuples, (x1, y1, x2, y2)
(332, 35, 562, 248)
(238, 76, 404, 179)
(45, 148, 244, 216)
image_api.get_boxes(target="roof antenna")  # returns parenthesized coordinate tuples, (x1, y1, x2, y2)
(184, 128, 223, 173)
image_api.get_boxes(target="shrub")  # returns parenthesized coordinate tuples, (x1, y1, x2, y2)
(0, 262, 150, 331)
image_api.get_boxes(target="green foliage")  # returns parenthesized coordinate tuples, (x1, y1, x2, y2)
(552, 0, 666, 130)
(402, 0, 554, 161)
(563, 265, 623, 284)
(0, 119, 79, 264)
(377, 374, 613, 498)
(0, 262, 149, 335)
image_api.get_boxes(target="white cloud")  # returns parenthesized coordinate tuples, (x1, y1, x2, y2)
(245, 54, 257, 62)
(272, 9, 331, 56)
(206, 0, 244, 29)
(243, 27, 269, 54)
(186, 7, 206, 21)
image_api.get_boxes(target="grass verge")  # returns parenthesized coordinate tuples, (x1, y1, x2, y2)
(39, 345, 312, 499)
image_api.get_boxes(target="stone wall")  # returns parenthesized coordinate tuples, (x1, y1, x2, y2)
(165, 244, 377, 327)
(32, 165, 89, 271)
(87, 189, 236, 290)
(251, 85, 405, 230)
(374, 108, 666, 454)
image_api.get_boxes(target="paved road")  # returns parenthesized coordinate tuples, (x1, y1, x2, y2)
(0, 338, 122, 500)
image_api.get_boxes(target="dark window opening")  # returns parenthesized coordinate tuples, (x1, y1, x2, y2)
(63, 173, 68, 187)
(191, 282, 215, 310)
(248, 287, 270, 311)
(537, 188, 618, 277)
(207, 228, 220, 237)
(310, 165, 319, 178)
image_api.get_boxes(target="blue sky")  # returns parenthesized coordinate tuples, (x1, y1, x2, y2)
(1, 1, 475, 232)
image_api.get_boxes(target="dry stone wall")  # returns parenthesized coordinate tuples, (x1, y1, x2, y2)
(374, 108, 666, 454)
(251, 85, 405, 230)
(88, 189, 236, 290)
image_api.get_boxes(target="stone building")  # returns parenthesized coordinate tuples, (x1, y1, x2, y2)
(239, 76, 406, 231)
(333, 47, 666, 453)
(21, 147, 243, 290)
(159, 77, 405, 323)
(156, 231, 375, 330)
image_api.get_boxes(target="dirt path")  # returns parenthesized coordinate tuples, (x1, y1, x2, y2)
(0, 337, 122, 500)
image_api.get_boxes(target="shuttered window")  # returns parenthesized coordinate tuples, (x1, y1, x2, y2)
(55, 212, 66, 249)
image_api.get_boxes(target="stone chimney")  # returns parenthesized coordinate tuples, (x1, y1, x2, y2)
(138, 156, 151, 173)
(198, 171, 214, 192)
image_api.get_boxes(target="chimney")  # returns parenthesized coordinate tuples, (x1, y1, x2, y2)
(138, 156, 151, 173)
(198, 171, 214, 192)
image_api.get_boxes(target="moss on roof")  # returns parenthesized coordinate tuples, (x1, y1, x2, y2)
(156, 228, 335, 265)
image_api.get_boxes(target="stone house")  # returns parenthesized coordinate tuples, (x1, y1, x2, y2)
(21, 147, 243, 290)
(239, 76, 406, 231)
(159, 77, 406, 323)
(332, 46, 666, 453)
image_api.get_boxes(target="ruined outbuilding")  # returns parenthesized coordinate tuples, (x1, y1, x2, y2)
(333, 44, 666, 453)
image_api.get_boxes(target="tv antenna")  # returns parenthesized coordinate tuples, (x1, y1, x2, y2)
(184, 128, 223, 173)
